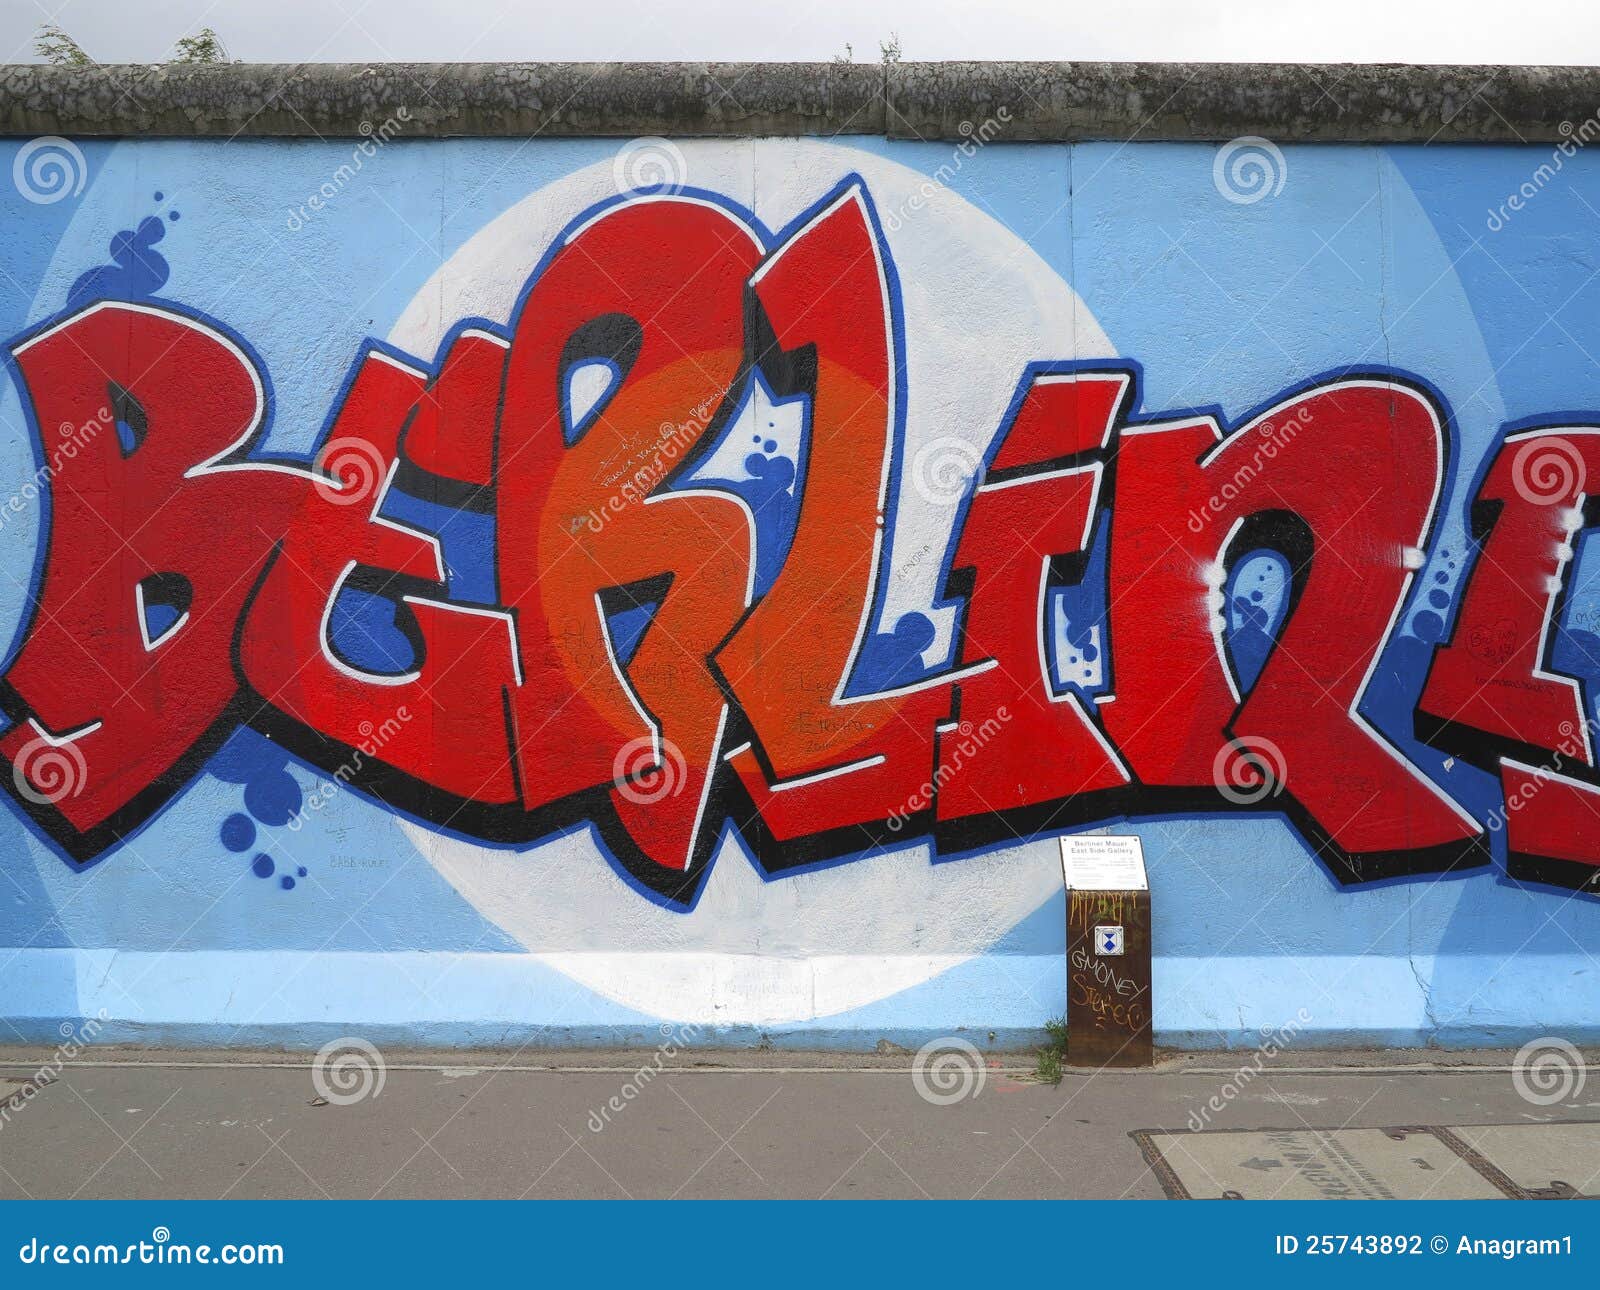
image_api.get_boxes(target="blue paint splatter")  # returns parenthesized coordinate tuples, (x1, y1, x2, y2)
(208, 731, 282, 785)
(851, 611, 937, 692)
(244, 769, 301, 828)
(685, 372, 808, 599)
(736, 441, 800, 597)
(1049, 514, 1114, 698)
(209, 722, 311, 893)
(68, 213, 171, 308)
(1223, 549, 1291, 693)
(1412, 610, 1444, 642)
(327, 584, 420, 675)
(219, 813, 255, 853)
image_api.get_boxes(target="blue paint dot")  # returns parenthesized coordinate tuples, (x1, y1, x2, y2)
(244, 769, 301, 826)
(1434, 570, 1449, 584)
(280, 875, 296, 890)
(297, 866, 307, 878)
(1428, 588, 1450, 609)
(1080, 643, 1098, 663)
(154, 190, 163, 201)
(209, 734, 284, 784)
(251, 853, 275, 879)
(219, 813, 255, 852)
(763, 438, 777, 453)
(1413, 611, 1444, 642)
(168, 210, 180, 222)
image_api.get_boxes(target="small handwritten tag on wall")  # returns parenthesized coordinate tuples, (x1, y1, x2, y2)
(1060, 834, 1153, 1067)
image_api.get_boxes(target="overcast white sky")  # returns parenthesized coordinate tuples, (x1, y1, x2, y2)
(2, 0, 1600, 66)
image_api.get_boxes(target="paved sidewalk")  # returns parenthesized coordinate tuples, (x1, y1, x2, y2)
(0, 1048, 1595, 1200)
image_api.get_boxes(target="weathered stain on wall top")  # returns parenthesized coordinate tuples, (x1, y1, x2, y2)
(0, 61, 1595, 141)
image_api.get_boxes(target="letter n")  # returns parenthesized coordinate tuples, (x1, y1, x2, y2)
(1102, 378, 1485, 881)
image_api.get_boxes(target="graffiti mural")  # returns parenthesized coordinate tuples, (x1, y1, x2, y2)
(1, 135, 1597, 1045)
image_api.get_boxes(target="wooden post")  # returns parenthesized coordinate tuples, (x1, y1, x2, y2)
(1060, 835, 1153, 1068)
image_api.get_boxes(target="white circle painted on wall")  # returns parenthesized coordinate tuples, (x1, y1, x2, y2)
(389, 139, 1115, 1025)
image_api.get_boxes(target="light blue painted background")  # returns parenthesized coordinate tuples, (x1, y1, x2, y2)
(0, 136, 1595, 1049)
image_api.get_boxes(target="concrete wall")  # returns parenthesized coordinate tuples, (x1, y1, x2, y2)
(0, 63, 1597, 1050)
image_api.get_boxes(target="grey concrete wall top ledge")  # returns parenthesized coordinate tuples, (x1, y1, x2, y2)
(0, 60, 1596, 143)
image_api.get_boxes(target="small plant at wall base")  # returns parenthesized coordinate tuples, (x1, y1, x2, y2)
(1035, 1015, 1069, 1085)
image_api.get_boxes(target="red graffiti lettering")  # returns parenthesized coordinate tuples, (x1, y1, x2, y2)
(0, 303, 302, 851)
(495, 198, 759, 892)
(1417, 429, 1600, 892)
(716, 187, 949, 859)
(7, 179, 1591, 906)
(1103, 381, 1482, 882)
(936, 371, 1130, 836)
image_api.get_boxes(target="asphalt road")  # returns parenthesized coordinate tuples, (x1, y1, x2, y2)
(0, 1047, 1595, 1200)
